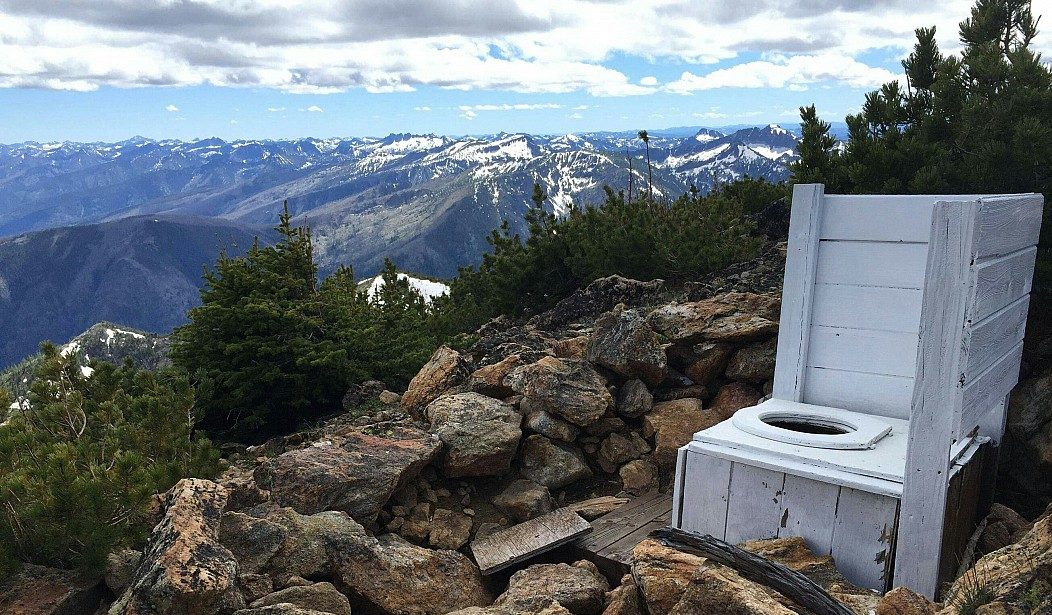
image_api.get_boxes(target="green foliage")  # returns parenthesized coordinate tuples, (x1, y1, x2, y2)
(0, 345, 220, 574)
(173, 204, 439, 440)
(438, 181, 769, 332)
(792, 0, 1051, 289)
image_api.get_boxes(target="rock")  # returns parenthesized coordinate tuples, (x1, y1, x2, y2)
(342, 379, 387, 410)
(602, 574, 644, 615)
(109, 479, 245, 615)
(584, 414, 627, 437)
(497, 561, 610, 615)
(401, 502, 433, 542)
(616, 379, 653, 419)
(524, 409, 580, 442)
(493, 479, 553, 522)
(568, 496, 630, 521)
(978, 503, 1032, 555)
(234, 605, 335, 615)
(619, 460, 658, 496)
(643, 399, 722, 470)
(429, 508, 473, 550)
(508, 356, 613, 427)
(669, 563, 794, 615)
(708, 383, 763, 420)
(647, 293, 780, 344)
(554, 336, 591, 360)
(105, 548, 142, 595)
(1003, 369, 1052, 516)
(426, 393, 522, 477)
(654, 385, 709, 403)
(587, 304, 668, 387)
(534, 275, 665, 331)
(332, 532, 492, 615)
(725, 337, 778, 382)
(379, 390, 402, 405)
(475, 522, 504, 540)
(249, 583, 351, 615)
(402, 346, 469, 417)
(631, 539, 703, 615)
(681, 343, 732, 386)
(519, 435, 593, 489)
(875, 587, 937, 615)
(598, 432, 651, 474)
(469, 355, 522, 399)
(221, 511, 289, 575)
(0, 564, 104, 615)
(217, 468, 271, 512)
(253, 426, 441, 523)
(238, 574, 274, 604)
(446, 600, 572, 615)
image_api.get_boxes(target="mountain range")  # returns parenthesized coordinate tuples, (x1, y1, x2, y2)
(0, 124, 800, 367)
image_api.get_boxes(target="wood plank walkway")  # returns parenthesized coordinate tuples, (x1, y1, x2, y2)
(570, 490, 673, 577)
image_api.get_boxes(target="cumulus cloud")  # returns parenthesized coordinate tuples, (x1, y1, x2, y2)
(165, 104, 179, 112)
(665, 53, 899, 93)
(0, 0, 1002, 96)
(303, 105, 324, 112)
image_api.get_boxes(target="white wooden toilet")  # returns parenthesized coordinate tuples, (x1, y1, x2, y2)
(671, 184, 1044, 598)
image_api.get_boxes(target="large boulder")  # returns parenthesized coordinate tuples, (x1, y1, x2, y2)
(426, 393, 522, 478)
(619, 460, 658, 496)
(602, 574, 644, 615)
(669, 564, 793, 615)
(524, 409, 580, 442)
(0, 564, 104, 615)
(1003, 369, 1052, 516)
(402, 346, 469, 417)
(875, 588, 937, 615)
(234, 606, 335, 615)
(678, 342, 732, 386)
(519, 435, 593, 489)
(534, 275, 664, 331)
(109, 479, 245, 615)
(598, 432, 651, 474)
(105, 549, 143, 595)
(587, 304, 667, 387)
(248, 583, 351, 615)
(977, 503, 1032, 555)
(647, 293, 780, 344)
(253, 426, 440, 523)
(507, 356, 613, 427)
(493, 479, 554, 522)
(469, 355, 522, 399)
(708, 383, 763, 420)
(725, 337, 778, 382)
(616, 380, 653, 419)
(631, 539, 703, 615)
(332, 532, 492, 615)
(643, 399, 724, 470)
(496, 561, 610, 615)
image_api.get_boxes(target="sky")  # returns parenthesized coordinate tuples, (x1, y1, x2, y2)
(0, 0, 1049, 143)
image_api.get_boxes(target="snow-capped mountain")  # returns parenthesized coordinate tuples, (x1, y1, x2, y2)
(360, 273, 451, 304)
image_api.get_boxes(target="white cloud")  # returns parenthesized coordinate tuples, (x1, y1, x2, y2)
(303, 105, 324, 112)
(570, 112, 583, 119)
(413, 105, 432, 111)
(572, 104, 589, 110)
(230, 119, 238, 124)
(666, 53, 899, 94)
(0, 0, 986, 96)
(267, 106, 286, 112)
(458, 103, 561, 111)
(693, 109, 728, 119)
(460, 108, 477, 120)
(165, 104, 179, 112)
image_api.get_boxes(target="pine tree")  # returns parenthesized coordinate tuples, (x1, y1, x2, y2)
(638, 130, 654, 200)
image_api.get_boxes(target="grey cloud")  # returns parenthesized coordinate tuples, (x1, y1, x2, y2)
(658, 0, 920, 25)
(733, 33, 844, 53)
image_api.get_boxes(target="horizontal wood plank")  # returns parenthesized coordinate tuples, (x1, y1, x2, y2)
(973, 195, 1043, 259)
(960, 342, 1024, 439)
(821, 195, 935, 242)
(471, 508, 591, 574)
(972, 247, 1037, 322)
(815, 241, 929, 289)
(811, 284, 922, 333)
(807, 325, 918, 378)
(964, 294, 1029, 381)
(802, 367, 913, 419)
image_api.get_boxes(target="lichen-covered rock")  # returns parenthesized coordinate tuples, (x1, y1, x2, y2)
(616, 379, 653, 419)
(109, 479, 245, 615)
(631, 539, 703, 615)
(234, 605, 335, 615)
(587, 304, 667, 387)
(248, 582, 351, 615)
(725, 337, 778, 382)
(493, 479, 553, 523)
(598, 432, 651, 474)
(332, 532, 492, 615)
(469, 355, 522, 399)
(507, 356, 613, 427)
(619, 460, 658, 496)
(643, 399, 723, 470)
(221, 511, 289, 575)
(429, 508, 473, 550)
(524, 408, 580, 442)
(708, 383, 763, 420)
(553, 336, 591, 360)
(669, 563, 794, 615)
(238, 574, 274, 604)
(519, 435, 593, 489)
(253, 426, 440, 523)
(680, 342, 732, 386)
(647, 293, 780, 344)
(0, 564, 104, 615)
(602, 574, 644, 615)
(875, 587, 937, 615)
(497, 561, 610, 615)
(426, 393, 521, 477)
(105, 548, 142, 595)
(402, 345, 469, 416)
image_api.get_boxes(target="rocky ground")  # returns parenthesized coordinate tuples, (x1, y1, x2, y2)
(3, 239, 1052, 614)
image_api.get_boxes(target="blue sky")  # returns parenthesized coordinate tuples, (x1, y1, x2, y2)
(0, 0, 1047, 143)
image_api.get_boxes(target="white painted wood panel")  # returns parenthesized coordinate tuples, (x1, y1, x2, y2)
(773, 184, 824, 401)
(821, 196, 935, 242)
(973, 195, 1043, 259)
(964, 294, 1029, 381)
(807, 325, 918, 378)
(831, 487, 899, 591)
(724, 463, 785, 544)
(802, 367, 913, 419)
(811, 284, 923, 333)
(678, 451, 733, 538)
(972, 247, 1037, 322)
(778, 473, 839, 555)
(960, 342, 1023, 440)
(815, 241, 929, 289)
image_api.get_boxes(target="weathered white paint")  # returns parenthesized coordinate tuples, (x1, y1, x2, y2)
(972, 247, 1037, 322)
(724, 463, 785, 544)
(831, 487, 899, 591)
(815, 241, 929, 289)
(731, 400, 892, 450)
(963, 294, 1030, 381)
(811, 284, 923, 333)
(677, 451, 732, 537)
(802, 367, 913, 419)
(808, 325, 918, 378)
(778, 473, 839, 554)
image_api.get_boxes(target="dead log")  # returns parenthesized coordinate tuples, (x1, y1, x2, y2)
(649, 527, 855, 615)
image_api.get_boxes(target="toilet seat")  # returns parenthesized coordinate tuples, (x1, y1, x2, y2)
(731, 399, 893, 450)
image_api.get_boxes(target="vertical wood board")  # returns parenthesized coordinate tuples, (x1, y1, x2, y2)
(724, 463, 786, 544)
(678, 452, 733, 539)
(778, 473, 840, 556)
(832, 487, 900, 592)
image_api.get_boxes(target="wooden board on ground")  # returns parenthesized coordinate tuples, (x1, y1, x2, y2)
(572, 490, 673, 574)
(470, 507, 592, 574)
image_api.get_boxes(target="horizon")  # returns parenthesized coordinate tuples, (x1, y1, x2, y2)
(2, 1, 1045, 143)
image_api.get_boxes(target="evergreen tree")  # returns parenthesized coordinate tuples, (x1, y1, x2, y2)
(638, 130, 654, 200)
